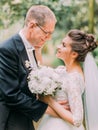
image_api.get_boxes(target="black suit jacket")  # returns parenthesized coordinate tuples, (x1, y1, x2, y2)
(0, 34, 47, 130)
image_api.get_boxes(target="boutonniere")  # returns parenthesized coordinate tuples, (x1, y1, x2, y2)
(25, 60, 31, 69)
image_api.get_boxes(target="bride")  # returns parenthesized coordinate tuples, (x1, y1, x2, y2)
(37, 29, 98, 130)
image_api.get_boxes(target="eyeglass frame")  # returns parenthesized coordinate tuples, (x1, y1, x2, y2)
(36, 23, 53, 35)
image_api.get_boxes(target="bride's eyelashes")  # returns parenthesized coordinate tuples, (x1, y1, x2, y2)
(62, 42, 66, 47)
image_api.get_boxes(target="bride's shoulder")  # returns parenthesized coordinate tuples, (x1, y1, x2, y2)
(55, 65, 66, 74)
(56, 65, 66, 69)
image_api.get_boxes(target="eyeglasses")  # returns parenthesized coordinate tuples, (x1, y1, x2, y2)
(36, 23, 53, 35)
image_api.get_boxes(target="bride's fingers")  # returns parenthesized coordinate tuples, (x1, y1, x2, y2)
(57, 100, 70, 111)
(58, 100, 68, 105)
(63, 105, 70, 111)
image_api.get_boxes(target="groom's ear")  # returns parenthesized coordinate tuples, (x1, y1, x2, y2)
(28, 20, 37, 28)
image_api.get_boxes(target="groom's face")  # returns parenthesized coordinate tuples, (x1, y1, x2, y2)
(28, 20, 55, 48)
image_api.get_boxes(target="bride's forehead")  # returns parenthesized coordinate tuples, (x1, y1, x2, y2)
(63, 36, 71, 42)
(62, 37, 72, 46)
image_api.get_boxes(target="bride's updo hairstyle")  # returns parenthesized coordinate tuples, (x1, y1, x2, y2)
(67, 29, 97, 62)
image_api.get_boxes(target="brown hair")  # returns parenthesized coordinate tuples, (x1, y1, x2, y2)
(67, 29, 97, 62)
(25, 5, 57, 26)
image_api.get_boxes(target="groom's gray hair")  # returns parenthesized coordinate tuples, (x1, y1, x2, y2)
(25, 5, 57, 26)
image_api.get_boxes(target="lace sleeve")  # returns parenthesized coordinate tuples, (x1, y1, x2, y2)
(66, 73, 84, 127)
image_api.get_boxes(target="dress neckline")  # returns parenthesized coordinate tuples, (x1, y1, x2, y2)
(61, 66, 84, 82)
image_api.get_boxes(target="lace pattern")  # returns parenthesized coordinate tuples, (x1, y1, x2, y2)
(55, 67, 85, 127)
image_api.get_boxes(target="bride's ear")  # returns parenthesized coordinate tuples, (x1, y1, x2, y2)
(72, 51, 78, 59)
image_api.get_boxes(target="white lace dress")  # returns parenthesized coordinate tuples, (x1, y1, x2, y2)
(37, 67, 85, 130)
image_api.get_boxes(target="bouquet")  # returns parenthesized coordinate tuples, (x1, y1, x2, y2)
(28, 66, 62, 96)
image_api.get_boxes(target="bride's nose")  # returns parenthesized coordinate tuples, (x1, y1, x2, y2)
(57, 44, 62, 49)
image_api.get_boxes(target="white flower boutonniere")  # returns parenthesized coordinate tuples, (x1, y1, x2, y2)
(25, 60, 31, 69)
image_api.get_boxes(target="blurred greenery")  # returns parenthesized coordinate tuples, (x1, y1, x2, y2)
(0, 0, 98, 67)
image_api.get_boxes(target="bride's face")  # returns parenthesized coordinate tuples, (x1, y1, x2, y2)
(56, 36, 74, 63)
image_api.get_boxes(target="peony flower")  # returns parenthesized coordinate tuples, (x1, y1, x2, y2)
(28, 66, 62, 96)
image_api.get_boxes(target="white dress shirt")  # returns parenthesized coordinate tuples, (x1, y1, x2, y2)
(19, 30, 37, 69)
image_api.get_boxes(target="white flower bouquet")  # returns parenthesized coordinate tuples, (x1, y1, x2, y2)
(28, 66, 62, 96)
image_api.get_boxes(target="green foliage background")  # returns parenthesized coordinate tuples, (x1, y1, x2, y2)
(0, 0, 98, 66)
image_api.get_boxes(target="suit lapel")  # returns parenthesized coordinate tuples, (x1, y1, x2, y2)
(20, 48, 31, 74)
(14, 34, 31, 74)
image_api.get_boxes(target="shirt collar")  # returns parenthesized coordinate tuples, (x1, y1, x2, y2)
(19, 30, 35, 50)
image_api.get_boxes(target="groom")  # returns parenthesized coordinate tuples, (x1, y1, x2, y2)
(0, 5, 56, 130)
